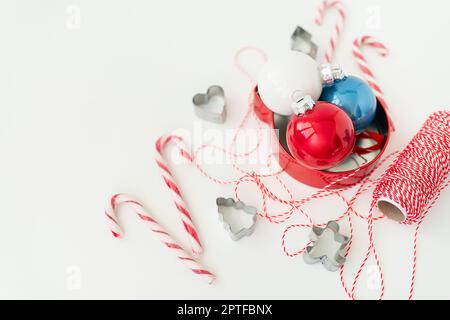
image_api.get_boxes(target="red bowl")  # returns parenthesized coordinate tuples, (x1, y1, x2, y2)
(252, 87, 392, 189)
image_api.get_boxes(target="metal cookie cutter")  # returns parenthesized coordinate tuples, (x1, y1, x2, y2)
(291, 26, 318, 59)
(216, 198, 257, 241)
(193, 86, 227, 124)
(303, 221, 350, 272)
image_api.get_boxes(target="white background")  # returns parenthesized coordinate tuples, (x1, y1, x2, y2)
(0, 0, 449, 300)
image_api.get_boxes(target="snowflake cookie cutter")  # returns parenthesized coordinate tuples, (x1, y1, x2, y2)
(192, 85, 227, 124)
(291, 26, 318, 60)
(303, 221, 350, 272)
(216, 198, 257, 241)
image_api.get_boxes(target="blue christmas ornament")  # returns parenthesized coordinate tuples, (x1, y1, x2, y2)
(319, 66, 377, 133)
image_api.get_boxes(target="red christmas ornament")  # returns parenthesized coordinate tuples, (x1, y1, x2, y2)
(286, 96, 355, 170)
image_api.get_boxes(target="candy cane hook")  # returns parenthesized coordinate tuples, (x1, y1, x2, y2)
(315, 0, 346, 64)
(155, 135, 203, 257)
(353, 36, 395, 131)
(105, 194, 216, 284)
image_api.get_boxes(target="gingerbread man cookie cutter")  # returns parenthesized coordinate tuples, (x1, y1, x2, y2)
(303, 221, 349, 272)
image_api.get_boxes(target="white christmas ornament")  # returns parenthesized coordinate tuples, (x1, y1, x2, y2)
(257, 51, 323, 116)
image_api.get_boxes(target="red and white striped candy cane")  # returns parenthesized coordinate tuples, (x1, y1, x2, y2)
(155, 135, 203, 257)
(353, 36, 395, 130)
(315, 0, 346, 64)
(105, 194, 216, 284)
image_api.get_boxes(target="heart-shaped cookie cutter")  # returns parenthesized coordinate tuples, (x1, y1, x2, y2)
(303, 221, 350, 272)
(193, 86, 227, 124)
(216, 198, 257, 241)
(291, 26, 318, 60)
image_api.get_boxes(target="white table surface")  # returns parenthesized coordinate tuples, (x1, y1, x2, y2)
(0, 0, 449, 299)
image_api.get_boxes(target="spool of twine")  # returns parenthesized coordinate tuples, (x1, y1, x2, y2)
(373, 111, 450, 224)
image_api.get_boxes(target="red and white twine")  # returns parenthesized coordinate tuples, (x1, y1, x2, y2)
(354, 111, 450, 300)
(315, 0, 346, 64)
(378, 112, 449, 300)
(105, 194, 215, 284)
(182, 49, 449, 299)
(280, 112, 449, 300)
(373, 111, 450, 226)
(104, 34, 449, 296)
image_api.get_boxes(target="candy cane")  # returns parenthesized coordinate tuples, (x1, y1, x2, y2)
(155, 135, 203, 257)
(315, 0, 346, 64)
(105, 194, 216, 284)
(353, 36, 395, 130)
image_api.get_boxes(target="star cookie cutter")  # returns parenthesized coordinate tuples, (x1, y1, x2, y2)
(303, 221, 350, 272)
(216, 198, 257, 241)
(291, 26, 318, 59)
(192, 86, 227, 124)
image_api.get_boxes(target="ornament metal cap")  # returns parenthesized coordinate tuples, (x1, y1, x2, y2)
(320, 64, 347, 85)
(291, 91, 316, 115)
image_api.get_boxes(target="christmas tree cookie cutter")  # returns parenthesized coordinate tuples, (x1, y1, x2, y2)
(303, 221, 350, 272)
(193, 85, 227, 124)
(291, 26, 318, 60)
(216, 198, 257, 241)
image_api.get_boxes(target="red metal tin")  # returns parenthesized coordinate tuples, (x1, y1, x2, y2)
(252, 87, 392, 189)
